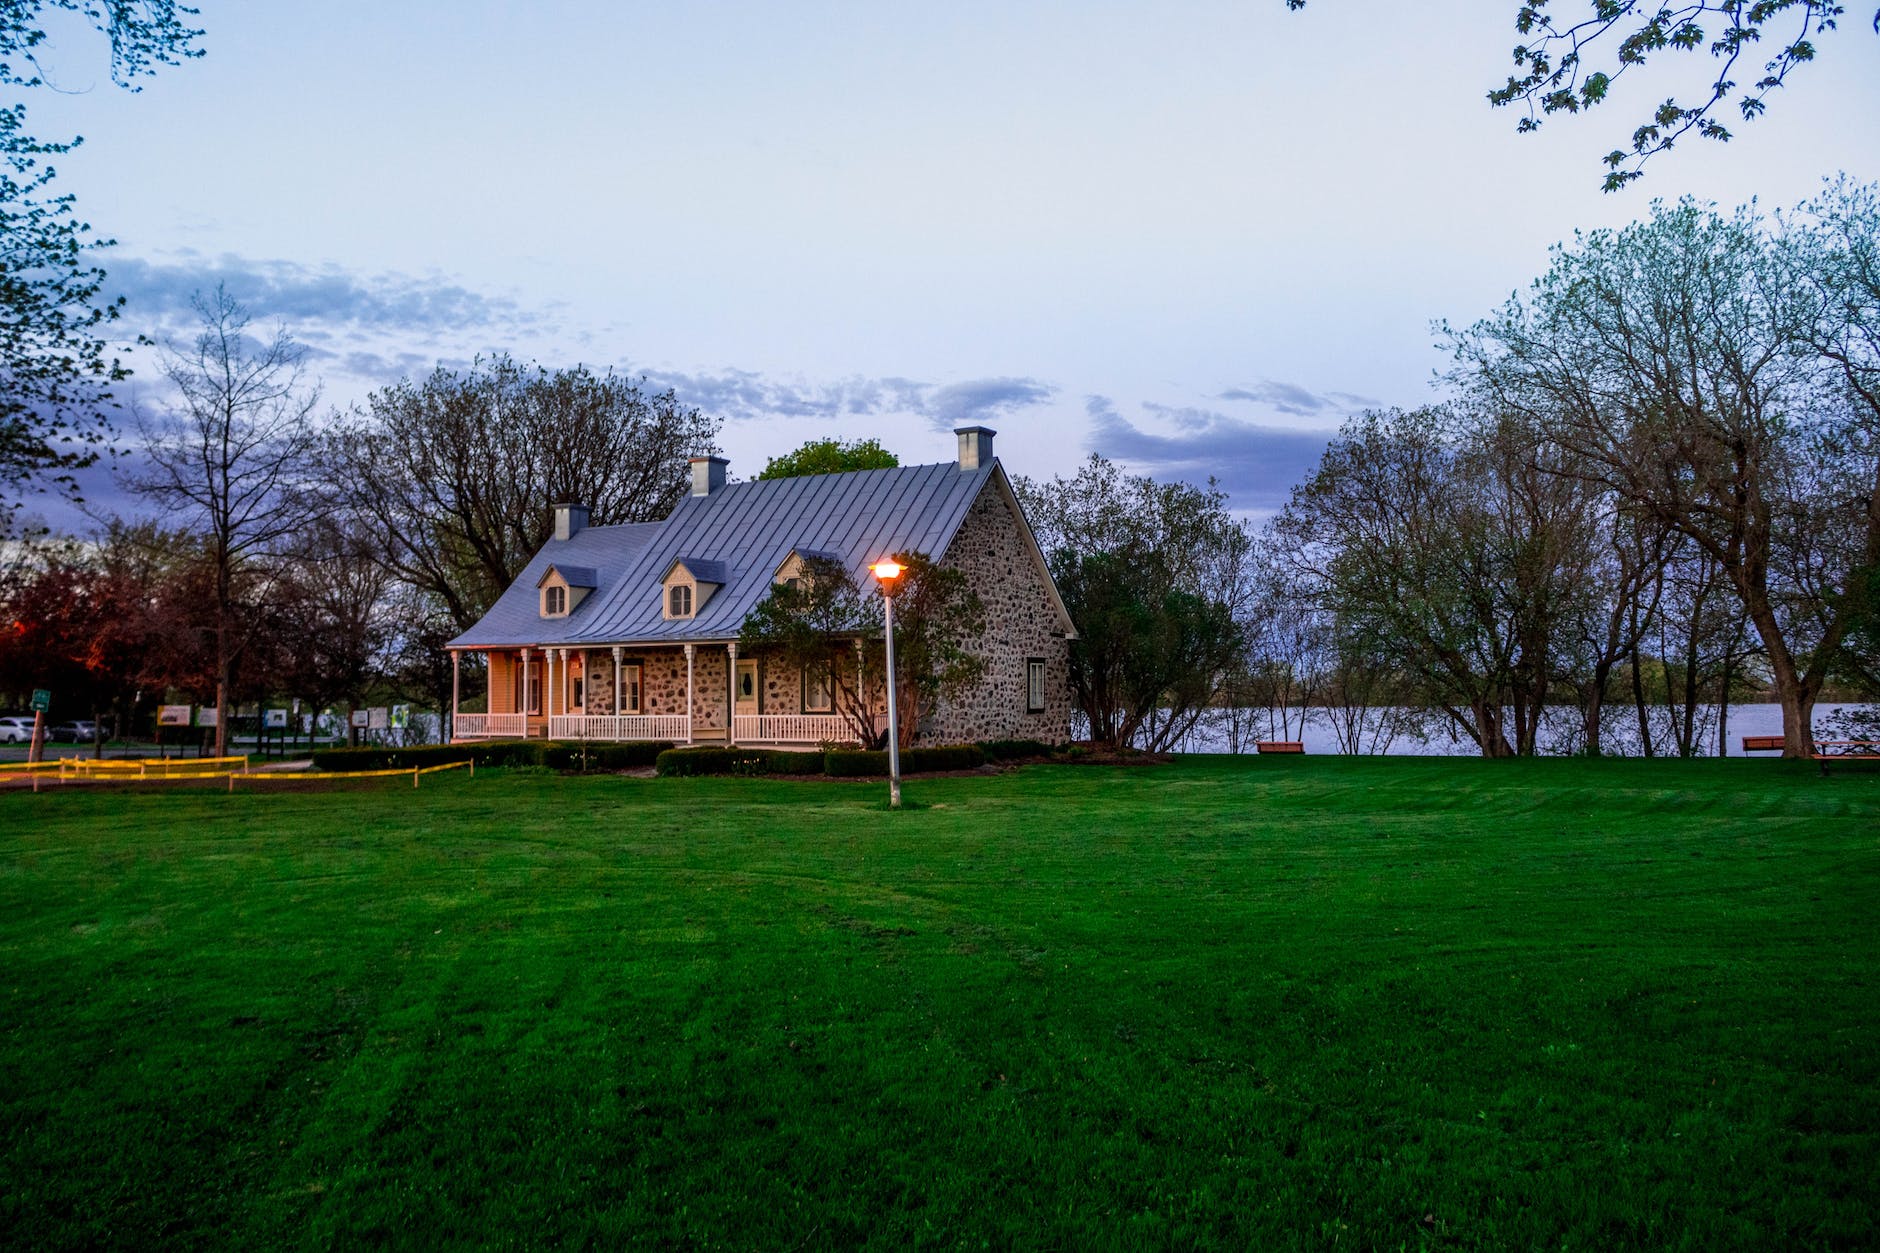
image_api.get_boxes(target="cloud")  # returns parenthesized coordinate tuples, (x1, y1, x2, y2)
(1217, 379, 1378, 418)
(1085, 396, 1332, 511)
(631, 367, 1052, 432)
(106, 252, 548, 343)
(923, 377, 1055, 430)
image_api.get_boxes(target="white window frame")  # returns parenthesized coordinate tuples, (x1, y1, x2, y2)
(620, 661, 643, 714)
(802, 662, 834, 714)
(1026, 657, 1046, 713)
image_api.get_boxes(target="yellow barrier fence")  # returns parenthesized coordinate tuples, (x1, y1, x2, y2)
(7, 756, 473, 791)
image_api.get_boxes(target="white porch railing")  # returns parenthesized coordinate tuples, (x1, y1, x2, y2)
(732, 714, 852, 744)
(455, 713, 527, 740)
(547, 714, 692, 742)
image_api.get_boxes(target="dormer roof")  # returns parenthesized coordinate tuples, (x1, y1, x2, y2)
(662, 557, 727, 586)
(537, 564, 598, 589)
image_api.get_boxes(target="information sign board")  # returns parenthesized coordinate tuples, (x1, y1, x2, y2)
(349, 709, 369, 729)
(30, 689, 50, 713)
(368, 706, 390, 730)
(157, 704, 192, 727)
(194, 706, 218, 728)
(390, 705, 410, 730)
(264, 708, 288, 729)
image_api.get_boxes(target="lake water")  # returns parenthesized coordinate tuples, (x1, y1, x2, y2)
(1136, 703, 1874, 757)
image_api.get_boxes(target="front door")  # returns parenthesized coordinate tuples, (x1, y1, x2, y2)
(735, 660, 759, 717)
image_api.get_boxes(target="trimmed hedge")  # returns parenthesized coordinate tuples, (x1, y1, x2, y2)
(978, 738, 1054, 762)
(767, 749, 827, 775)
(312, 739, 671, 773)
(317, 739, 992, 777)
(656, 747, 781, 777)
(823, 745, 987, 777)
(541, 741, 673, 772)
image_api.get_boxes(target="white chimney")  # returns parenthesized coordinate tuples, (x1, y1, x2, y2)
(553, 502, 589, 541)
(690, 456, 729, 496)
(956, 426, 995, 471)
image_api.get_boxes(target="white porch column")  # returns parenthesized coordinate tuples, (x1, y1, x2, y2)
(683, 644, 696, 743)
(727, 641, 739, 746)
(451, 650, 460, 740)
(521, 648, 532, 722)
(611, 646, 623, 717)
(855, 639, 866, 739)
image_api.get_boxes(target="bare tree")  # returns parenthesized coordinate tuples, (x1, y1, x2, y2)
(325, 356, 719, 631)
(123, 286, 321, 756)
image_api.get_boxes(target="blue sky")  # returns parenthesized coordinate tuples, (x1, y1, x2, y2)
(19, 1, 1880, 528)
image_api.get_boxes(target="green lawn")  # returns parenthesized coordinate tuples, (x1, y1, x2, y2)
(2, 757, 1876, 1250)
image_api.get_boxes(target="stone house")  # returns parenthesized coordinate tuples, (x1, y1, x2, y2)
(446, 427, 1077, 746)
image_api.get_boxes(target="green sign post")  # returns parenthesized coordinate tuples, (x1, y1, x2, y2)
(26, 690, 49, 764)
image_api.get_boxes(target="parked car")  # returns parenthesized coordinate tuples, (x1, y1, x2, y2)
(0, 716, 36, 744)
(49, 719, 110, 744)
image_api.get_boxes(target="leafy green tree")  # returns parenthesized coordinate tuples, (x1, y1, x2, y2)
(1, 3, 203, 521)
(756, 438, 899, 480)
(1285, 1, 1871, 190)
(1016, 455, 1254, 751)
(1052, 548, 1240, 750)
(739, 551, 984, 748)
(1449, 194, 1874, 756)
(738, 553, 881, 744)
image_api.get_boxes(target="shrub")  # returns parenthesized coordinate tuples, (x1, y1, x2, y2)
(311, 743, 482, 771)
(978, 739, 1052, 762)
(656, 747, 777, 777)
(905, 745, 986, 773)
(823, 749, 888, 777)
(823, 745, 986, 776)
(766, 749, 826, 775)
(541, 740, 673, 772)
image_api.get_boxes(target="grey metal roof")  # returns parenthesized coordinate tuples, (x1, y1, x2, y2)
(449, 460, 998, 650)
(446, 523, 664, 649)
(574, 459, 994, 645)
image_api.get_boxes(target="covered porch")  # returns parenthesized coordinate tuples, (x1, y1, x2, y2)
(449, 641, 866, 747)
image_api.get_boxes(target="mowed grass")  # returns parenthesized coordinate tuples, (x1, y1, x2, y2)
(1, 757, 1876, 1251)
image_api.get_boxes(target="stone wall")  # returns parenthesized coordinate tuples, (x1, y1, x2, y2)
(578, 646, 729, 727)
(930, 477, 1074, 744)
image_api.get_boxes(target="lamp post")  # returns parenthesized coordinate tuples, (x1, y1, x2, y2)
(869, 558, 904, 809)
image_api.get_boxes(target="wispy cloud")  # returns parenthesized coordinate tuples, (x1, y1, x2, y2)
(1217, 379, 1378, 419)
(1085, 396, 1332, 511)
(636, 367, 1053, 431)
(107, 252, 547, 340)
(924, 377, 1055, 430)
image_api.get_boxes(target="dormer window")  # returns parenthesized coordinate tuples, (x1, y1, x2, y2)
(537, 564, 595, 619)
(661, 557, 724, 621)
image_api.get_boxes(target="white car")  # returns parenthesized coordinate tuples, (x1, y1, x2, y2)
(0, 716, 37, 744)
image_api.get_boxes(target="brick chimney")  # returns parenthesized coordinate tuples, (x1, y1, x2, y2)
(955, 426, 995, 471)
(689, 456, 729, 497)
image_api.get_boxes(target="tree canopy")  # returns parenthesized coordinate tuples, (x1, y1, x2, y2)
(0, 2, 203, 523)
(1286, 1, 1872, 191)
(755, 438, 899, 480)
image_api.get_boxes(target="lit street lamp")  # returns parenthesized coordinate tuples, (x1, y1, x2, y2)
(869, 558, 904, 809)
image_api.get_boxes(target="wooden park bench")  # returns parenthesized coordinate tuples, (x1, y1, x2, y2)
(1813, 741, 1880, 777)
(1256, 741, 1305, 755)
(1741, 734, 1786, 753)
